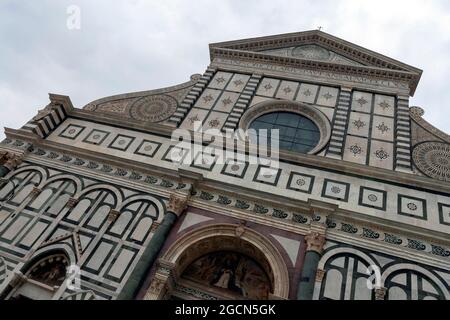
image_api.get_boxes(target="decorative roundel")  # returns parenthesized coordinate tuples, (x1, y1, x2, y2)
(129, 94, 177, 123)
(413, 142, 450, 182)
(292, 45, 330, 60)
(410, 106, 425, 117)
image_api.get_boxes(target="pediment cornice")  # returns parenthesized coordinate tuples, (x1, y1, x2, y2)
(210, 30, 422, 96)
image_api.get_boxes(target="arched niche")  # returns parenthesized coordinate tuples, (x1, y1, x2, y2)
(6, 249, 71, 300)
(145, 224, 290, 300)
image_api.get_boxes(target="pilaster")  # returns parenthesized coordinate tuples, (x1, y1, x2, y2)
(169, 67, 217, 126)
(222, 74, 262, 131)
(395, 95, 413, 172)
(326, 87, 352, 159)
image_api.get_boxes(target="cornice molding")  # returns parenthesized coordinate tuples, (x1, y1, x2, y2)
(4, 126, 450, 196)
(209, 30, 422, 96)
(80, 77, 198, 109)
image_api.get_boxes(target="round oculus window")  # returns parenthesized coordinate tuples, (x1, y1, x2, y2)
(248, 112, 321, 154)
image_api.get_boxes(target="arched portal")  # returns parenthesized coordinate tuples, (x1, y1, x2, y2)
(144, 224, 290, 300)
(6, 250, 71, 300)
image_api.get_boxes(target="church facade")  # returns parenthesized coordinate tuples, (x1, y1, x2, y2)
(0, 30, 449, 300)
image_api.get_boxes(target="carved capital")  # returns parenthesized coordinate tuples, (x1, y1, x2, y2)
(66, 198, 79, 209)
(167, 192, 189, 216)
(375, 287, 387, 300)
(30, 187, 42, 199)
(315, 269, 326, 282)
(305, 232, 327, 254)
(108, 209, 120, 222)
(0, 178, 8, 188)
(3, 153, 23, 171)
(150, 222, 160, 233)
(9, 272, 27, 288)
(144, 278, 167, 300)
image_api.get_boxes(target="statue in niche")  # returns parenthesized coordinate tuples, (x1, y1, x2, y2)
(182, 251, 271, 300)
(28, 256, 68, 287)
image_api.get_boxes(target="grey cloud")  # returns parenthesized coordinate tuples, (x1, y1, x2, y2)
(1, 0, 449, 139)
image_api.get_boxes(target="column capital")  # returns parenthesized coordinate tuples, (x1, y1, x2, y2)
(30, 187, 42, 199)
(0, 178, 8, 188)
(315, 269, 326, 282)
(305, 232, 327, 254)
(9, 271, 27, 288)
(167, 192, 190, 217)
(66, 197, 79, 209)
(375, 287, 387, 300)
(3, 152, 23, 171)
(150, 222, 160, 233)
(108, 209, 120, 222)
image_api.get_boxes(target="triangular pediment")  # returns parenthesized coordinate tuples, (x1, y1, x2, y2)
(209, 30, 422, 95)
(260, 44, 364, 67)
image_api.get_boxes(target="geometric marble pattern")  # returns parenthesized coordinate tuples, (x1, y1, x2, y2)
(372, 116, 394, 142)
(276, 81, 299, 100)
(208, 71, 233, 90)
(343, 136, 368, 165)
(438, 203, 450, 226)
(369, 140, 394, 170)
(108, 134, 135, 151)
(351, 91, 373, 113)
(374, 94, 395, 117)
(322, 179, 350, 202)
(287, 172, 315, 194)
(82, 129, 110, 145)
(359, 186, 387, 211)
(253, 165, 282, 186)
(347, 112, 370, 137)
(398, 195, 427, 220)
(256, 78, 280, 97)
(134, 140, 162, 158)
(59, 124, 85, 140)
(221, 159, 249, 179)
(191, 152, 217, 171)
(225, 74, 250, 93)
(296, 83, 319, 104)
(316, 87, 339, 107)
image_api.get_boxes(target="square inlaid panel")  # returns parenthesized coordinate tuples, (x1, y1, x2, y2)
(398, 195, 427, 220)
(374, 94, 395, 117)
(359, 187, 387, 211)
(316, 87, 339, 107)
(253, 165, 282, 186)
(221, 159, 249, 179)
(162, 145, 190, 165)
(59, 124, 85, 140)
(322, 179, 350, 202)
(134, 140, 162, 158)
(208, 72, 233, 90)
(295, 84, 319, 104)
(351, 91, 373, 113)
(256, 78, 280, 98)
(213, 92, 240, 113)
(225, 74, 250, 93)
(191, 152, 218, 171)
(287, 172, 315, 194)
(83, 129, 110, 145)
(108, 134, 135, 151)
(438, 203, 450, 226)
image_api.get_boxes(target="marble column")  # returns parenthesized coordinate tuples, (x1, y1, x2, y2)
(297, 232, 327, 300)
(117, 191, 189, 300)
(297, 200, 337, 300)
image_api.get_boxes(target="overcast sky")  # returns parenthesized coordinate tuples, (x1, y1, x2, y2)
(1, 0, 450, 140)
